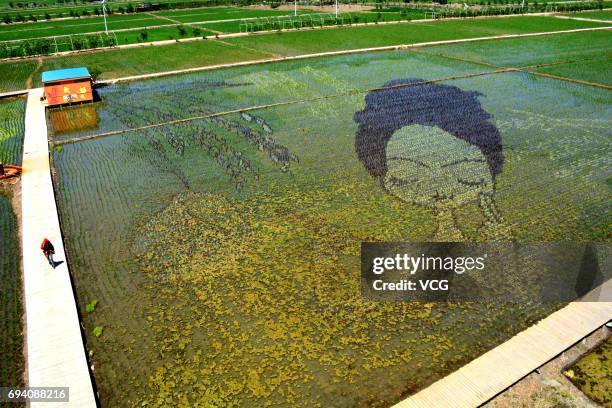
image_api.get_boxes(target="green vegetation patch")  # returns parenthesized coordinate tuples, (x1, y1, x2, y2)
(0, 97, 25, 398)
(0, 193, 23, 398)
(225, 17, 608, 56)
(0, 38, 268, 92)
(563, 10, 612, 20)
(0, 97, 25, 165)
(0, 16, 164, 42)
(162, 7, 315, 23)
(0, 7, 316, 42)
(565, 336, 612, 406)
(425, 30, 612, 68)
(0, 15, 608, 92)
(534, 57, 612, 86)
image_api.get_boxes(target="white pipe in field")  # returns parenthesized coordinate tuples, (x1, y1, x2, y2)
(102, 0, 108, 35)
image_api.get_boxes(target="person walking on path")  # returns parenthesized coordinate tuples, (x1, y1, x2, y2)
(41, 238, 56, 268)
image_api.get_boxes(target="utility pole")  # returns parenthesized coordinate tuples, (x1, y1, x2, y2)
(335, 0, 338, 18)
(294, 0, 297, 16)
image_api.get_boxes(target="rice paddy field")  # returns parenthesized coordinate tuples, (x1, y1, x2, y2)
(0, 7, 322, 43)
(0, 97, 25, 402)
(565, 336, 612, 406)
(0, 97, 24, 165)
(0, 15, 608, 93)
(563, 9, 612, 20)
(45, 30, 611, 406)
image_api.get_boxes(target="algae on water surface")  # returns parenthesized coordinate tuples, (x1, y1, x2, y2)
(565, 336, 612, 407)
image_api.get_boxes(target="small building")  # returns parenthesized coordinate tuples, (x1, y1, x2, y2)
(42, 67, 93, 107)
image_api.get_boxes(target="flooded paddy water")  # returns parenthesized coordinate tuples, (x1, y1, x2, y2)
(48, 50, 610, 406)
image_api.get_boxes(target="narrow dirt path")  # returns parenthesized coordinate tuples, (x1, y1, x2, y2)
(528, 70, 611, 89)
(554, 15, 612, 23)
(24, 57, 42, 89)
(212, 38, 281, 57)
(146, 12, 183, 24)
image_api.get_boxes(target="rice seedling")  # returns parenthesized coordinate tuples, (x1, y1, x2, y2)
(49, 48, 610, 406)
(0, 98, 26, 397)
(0, 97, 25, 165)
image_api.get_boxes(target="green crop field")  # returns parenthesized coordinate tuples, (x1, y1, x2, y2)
(425, 30, 612, 67)
(0, 97, 25, 402)
(0, 96, 25, 164)
(534, 58, 612, 85)
(0, 16, 163, 41)
(423, 30, 612, 85)
(563, 9, 612, 20)
(0, 7, 317, 42)
(0, 15, 608, 93)
(0, 0, 225, 17)
(154, 7, 316, 23)
(0, 1, 141, 19)
(0, 11, 609, 407)
(46, 29, 610, 406)
(224, 17, 609, 55)
(0, 193, 23, 403)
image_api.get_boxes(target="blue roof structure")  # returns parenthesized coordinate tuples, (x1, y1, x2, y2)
(42, 67, 91, 83)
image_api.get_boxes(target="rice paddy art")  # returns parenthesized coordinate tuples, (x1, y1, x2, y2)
(49, 49, 610, 406)
(354, 79, 507, 241)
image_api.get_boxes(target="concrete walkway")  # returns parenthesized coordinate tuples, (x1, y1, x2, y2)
(21, 88, 96, 407)
(396, 294, 611, 407)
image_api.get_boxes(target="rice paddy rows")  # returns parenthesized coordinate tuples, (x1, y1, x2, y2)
(223, 16, 610, 56)
(0, 194, 23, 404)
(532, 57, 612, 85)
(0, 97, 25, 165)
(0, 15, 608, 93)
(562, 9, 612, 20)
(0, 7, 317, 42)
(50, 43, 610, 406)
(424, 29, 612, 75)
(0, 97, 25, 405)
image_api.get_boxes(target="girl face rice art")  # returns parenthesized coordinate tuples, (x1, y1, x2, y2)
(354, 79, 510, 240)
